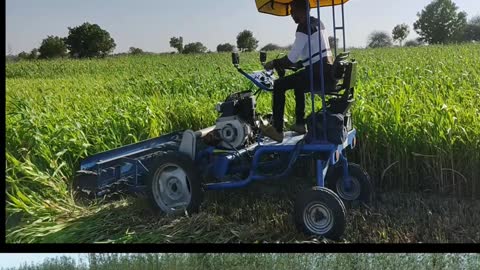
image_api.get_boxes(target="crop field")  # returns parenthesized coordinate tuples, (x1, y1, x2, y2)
(2, 253, 480, 270)
(5, 43, 480, 243)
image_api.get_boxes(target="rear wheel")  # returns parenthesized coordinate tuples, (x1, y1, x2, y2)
(146, 151, 203, 216)
(294, 187, 346, 240)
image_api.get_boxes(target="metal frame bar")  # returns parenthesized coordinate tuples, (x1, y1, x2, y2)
(316, 0, 328, 142)
(341, 0, 346, 52)
(204, 130, 356, 191)
(332, 0, 337, 56)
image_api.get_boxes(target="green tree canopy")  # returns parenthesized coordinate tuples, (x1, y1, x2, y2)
(413, 0, 467, 44)
(38, 36, 68, 59)
(216, 43, 235, 52)
(260, 43, 283, 51)
(64, 22, 116, 58)
(28, 48, 39, 60)
(367, 31, 393, 48)
(392, 24, 410, 46)
(170, 36, 184, 53)
(464, 16, 480, 41)
(404, 38, 425, 47)
(17, 51, 29, 60)
(236, 30, 259, 52)
(183, 42, 207, 54)
(128, 47, 144, 55)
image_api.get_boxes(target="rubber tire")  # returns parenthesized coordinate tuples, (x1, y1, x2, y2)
(146, 151, 203, 216)
(294, 187, 346, 240)
(326, 162, 373, 206)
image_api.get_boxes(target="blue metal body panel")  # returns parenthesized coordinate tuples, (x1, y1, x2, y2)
(77, 131, 182, 193)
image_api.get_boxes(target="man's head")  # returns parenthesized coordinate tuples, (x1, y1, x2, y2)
(290, 0, 308, 24)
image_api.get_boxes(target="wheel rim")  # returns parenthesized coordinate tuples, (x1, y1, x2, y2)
(152, 163, 191, 213)
(336, 176, 361, 201)
(303, 202, 334, 235)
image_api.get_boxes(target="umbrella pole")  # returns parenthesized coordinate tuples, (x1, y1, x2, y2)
(317, 0, 328, 142)
(306, 0, 317, 141)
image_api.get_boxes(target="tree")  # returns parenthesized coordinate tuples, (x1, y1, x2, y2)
(392, 23, 410, 46)
(216, 43, 235, 52)
(28, 48, 39, 60)
(367, 31, 393, 48)
(236, 30, 259, 52)
(413, 0, 467, 44)
(328, 36, 339, 50)
(464, 16, 480, 41)
(38, 36, 67, 59)
(128, 47, 144, 55)
(169, 36, 183, 53)
(404, 38, 424, 47)
(17, 51, 29, 60)
(182, 42, 207, 54)
(260, 43, 283, 51)
(64, 22, 116, 58)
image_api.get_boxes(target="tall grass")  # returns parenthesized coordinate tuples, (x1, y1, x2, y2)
(5, 44, 480, 243)
(2, 253, 479, 270)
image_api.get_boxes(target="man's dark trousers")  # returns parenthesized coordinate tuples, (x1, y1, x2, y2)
(272, 59, 333, 133)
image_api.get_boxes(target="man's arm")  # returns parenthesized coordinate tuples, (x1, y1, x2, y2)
(265, 31, 307, 71)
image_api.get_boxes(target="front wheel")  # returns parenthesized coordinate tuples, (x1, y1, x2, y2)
(326, 162, 373, 206)
(146, 151, 203, 216)
(294, 187, 346, 240)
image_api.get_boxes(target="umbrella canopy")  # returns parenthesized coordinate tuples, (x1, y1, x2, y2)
(256, 0, 350, 16)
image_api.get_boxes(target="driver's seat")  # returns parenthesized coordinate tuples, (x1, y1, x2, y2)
(308, 52, 357, 133)
(324, 52, 356, 94)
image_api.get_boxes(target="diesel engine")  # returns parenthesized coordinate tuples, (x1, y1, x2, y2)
(211, 91, 256, 149)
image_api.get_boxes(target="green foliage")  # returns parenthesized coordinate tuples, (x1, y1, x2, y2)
(4, 44, 480, 243)
(236, 30, 259, 52)
(38, 36, 67, 59)
(64, 22, 116, 58)
(128, 47, 144, 55)
(17, 51, 29, 60)
(464, 16, 480, 41)
(169, 36, 184, 53)
(413, 0, 467, 44)
(260, 43, 282, 51)
(392, 23, 410, 46)
(404, 38, 425, 47)
(217, 43, 235, 52)
(367, 31, 393, 48)
(182, 42, 207, 54)
(1, 254, 479, 270)
(29, 48, 39, 60)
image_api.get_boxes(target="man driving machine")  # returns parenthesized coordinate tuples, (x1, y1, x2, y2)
(261, 0, 335, 142)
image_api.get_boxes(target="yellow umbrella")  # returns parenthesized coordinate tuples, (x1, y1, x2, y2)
(256, 0, 350, 16)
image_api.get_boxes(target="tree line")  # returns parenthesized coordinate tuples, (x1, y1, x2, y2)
(367, 0, 480, 48)
(8, 0, 480, 61)
(15, 22, 116, 60)
(1, 253, 478, 270)
(168, 30, 293, 54)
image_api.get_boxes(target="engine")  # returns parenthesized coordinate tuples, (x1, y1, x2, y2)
(212, 91, 256, 149)
(215, 116, 252, 149)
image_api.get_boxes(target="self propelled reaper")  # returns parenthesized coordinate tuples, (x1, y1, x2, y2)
(73, 0, 372, 240)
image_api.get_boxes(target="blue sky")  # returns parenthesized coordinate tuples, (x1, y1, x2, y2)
(5, 0, 480, 54)
(0, 254, 82, 268)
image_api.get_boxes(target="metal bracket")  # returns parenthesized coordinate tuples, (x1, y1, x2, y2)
(179, 129, 196, 160)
